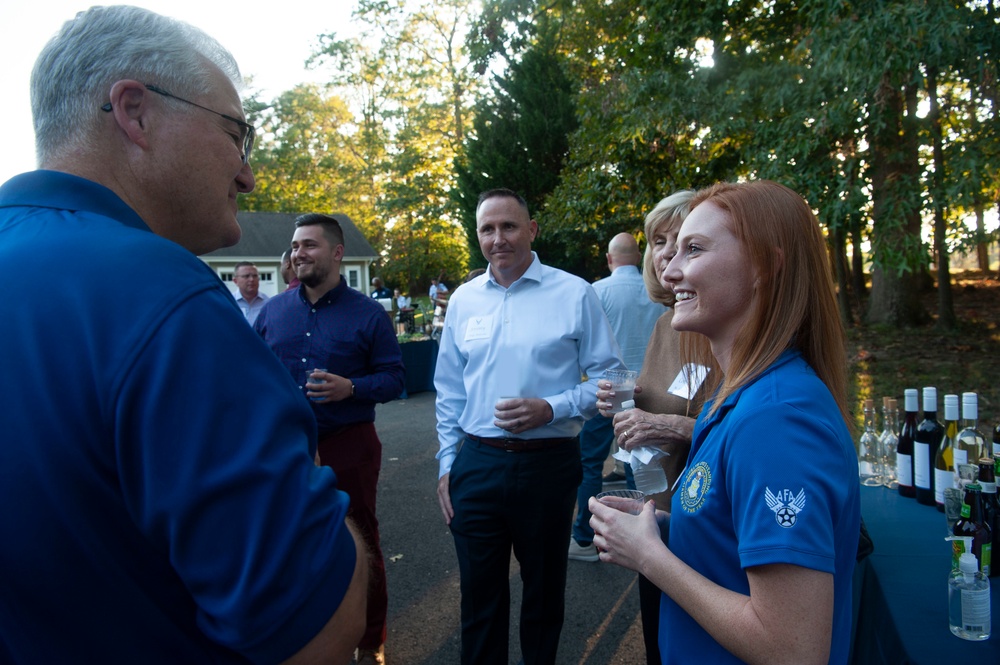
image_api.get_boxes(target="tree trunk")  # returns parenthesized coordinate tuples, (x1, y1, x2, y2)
(973, 200, 989, 272)
(866, 74, 929, 327)
(850, 223, 866, 304)
(927, 66, 956, 329)
(831, 226, 855, 327)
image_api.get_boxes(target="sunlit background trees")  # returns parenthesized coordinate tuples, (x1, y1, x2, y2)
(240, 0, 999, 329)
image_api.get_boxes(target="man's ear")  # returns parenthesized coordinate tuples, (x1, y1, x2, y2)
(106, 80, 152, 149)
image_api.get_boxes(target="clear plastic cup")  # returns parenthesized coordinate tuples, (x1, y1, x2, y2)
(604, 369, 639, 413)
(596, 489, 647, 515)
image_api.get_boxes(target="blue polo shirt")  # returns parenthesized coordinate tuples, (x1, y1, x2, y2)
(663, 350, 860, 664)
(0, 171, 358, 664)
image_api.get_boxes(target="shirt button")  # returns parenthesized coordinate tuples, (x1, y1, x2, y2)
(306, 332, 311, 337)
(301, 358, 307, 363)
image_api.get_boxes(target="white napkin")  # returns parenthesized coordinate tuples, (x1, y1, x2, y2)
(613, 445, 668, 466)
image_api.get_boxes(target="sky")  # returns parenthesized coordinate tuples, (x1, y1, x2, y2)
(0, 1, 358, 183)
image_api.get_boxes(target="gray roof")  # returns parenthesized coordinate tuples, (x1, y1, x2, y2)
(205, 211, 377, 260)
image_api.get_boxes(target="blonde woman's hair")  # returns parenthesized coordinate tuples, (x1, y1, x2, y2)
(683, 181, 850, 430)
(642, 190, 695, 306)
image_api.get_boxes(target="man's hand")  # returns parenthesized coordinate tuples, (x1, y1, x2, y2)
(494, 397, 554, 435)
(306, 370, 353, 403)
(437, 473, 454, 525)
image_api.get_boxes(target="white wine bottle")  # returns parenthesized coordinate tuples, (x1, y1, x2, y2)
(955, 392, 987, 469)
(934, 394, 959, 512)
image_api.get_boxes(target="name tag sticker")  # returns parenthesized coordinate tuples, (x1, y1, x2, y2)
(464, 315, 493, 341)
(668, 363, 710, 400)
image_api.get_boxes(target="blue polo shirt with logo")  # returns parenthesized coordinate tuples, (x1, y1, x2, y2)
(0, 170, 357, 663)
(662, 349, 860, 664)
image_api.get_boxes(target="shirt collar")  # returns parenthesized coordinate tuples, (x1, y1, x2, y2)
(700, 347, 803, 428)
(486, 251, 542, 289)
(298, 275, 347, 307)
(0, 170, 151, 235)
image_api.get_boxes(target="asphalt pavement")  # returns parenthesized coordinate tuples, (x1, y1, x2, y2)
(373, 390, 648, 665)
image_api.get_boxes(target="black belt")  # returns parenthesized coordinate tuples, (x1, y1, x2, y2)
(465, 433, 576, 452)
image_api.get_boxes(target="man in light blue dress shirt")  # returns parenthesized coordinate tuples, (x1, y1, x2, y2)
(570, 233, 664, 562)
(434, 189, 621, 665)
(233, 260, 269, 325)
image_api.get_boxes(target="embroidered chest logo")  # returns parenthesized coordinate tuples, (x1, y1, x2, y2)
(680, 461, 712, 514)
(765, 487, 806, 528)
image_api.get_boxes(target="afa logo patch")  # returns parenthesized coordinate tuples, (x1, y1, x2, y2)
(680, 461, 712, 514)
(765, 487, 806, 528)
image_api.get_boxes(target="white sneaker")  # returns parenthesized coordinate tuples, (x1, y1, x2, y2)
(355, 645, 385, 665)
(567, 539, 599, 562)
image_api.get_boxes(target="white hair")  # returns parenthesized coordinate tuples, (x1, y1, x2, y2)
(30, 5, 243, 164)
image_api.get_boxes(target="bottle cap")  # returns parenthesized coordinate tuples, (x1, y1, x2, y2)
(904, 388, 918, 411)
(922, 387, 937, 410)
(962, 392, 978, 420)
(944, 394, 959, 421)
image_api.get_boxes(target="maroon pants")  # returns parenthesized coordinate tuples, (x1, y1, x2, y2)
(318, 422, 386, 650)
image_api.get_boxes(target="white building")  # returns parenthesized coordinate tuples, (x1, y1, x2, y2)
(202, 211, 378, 297)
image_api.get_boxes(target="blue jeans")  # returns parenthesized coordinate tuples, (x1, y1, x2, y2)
(572, 416, 615, 544)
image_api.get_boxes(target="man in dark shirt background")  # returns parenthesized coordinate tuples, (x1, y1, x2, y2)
(371, 276, 392, 299)
(256, 213, 405, 665)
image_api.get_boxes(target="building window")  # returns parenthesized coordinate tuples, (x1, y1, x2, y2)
(347, 268, 360, 290)
(221, 272, 234, 282)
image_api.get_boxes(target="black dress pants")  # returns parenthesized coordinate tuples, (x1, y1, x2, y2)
(448, 437, 581, 665)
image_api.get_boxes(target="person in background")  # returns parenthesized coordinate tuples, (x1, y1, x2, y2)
(0, 6, 366, 663)
(590, 180, 861, 665)
(371, 276, 392, 299)
(596, 191, 713, 664)
(281, 247, 300, 291)
(429, 277, 450, 340)
(255, 213, 405, 665)
(428, 277, 442, 303)
(233, 260, 268, 325)
(394, 287, 413, 334)
(434, 188, 621, 665)
(569, 232, 663, 562)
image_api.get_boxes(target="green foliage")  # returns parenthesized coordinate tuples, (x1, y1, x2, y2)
(453, 29, 579, 271)
(467, 0, 998, 320)
(243, 0, 998, 327)
(241, 85, 367, 223)
(305, 0, 477, 293)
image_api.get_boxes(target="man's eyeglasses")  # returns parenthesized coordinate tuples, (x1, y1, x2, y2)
(101, 83, 255, 164)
